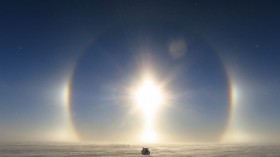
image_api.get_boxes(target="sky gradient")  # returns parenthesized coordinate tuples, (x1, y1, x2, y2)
(0, 0, 280, 143)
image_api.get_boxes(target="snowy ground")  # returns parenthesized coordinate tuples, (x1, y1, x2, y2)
(0, 143, 280, 157)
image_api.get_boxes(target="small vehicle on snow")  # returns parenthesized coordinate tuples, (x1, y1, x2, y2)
(141, 147, 150, 155)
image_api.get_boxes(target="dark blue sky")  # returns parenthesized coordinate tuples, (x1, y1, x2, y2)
(0, 0, 280, 142)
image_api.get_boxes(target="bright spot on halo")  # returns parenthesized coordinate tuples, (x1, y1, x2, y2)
(142, 126, 158, 143)
(133, 78, 164, 143)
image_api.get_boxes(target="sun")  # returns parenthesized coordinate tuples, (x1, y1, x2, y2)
(134, 79, 163, 110)
(133, 77, 164, 143)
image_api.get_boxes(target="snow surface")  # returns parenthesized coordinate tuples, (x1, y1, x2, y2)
(0, 143, 280, 156)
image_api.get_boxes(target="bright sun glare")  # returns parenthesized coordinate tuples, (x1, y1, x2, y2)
(133, 78, 164, 143)
(134, 79, 163, 109)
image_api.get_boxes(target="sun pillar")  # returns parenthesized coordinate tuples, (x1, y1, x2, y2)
(133, 78, 163, 143)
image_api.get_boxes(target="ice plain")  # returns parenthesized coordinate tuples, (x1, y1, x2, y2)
(0, 143, 280, 157)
